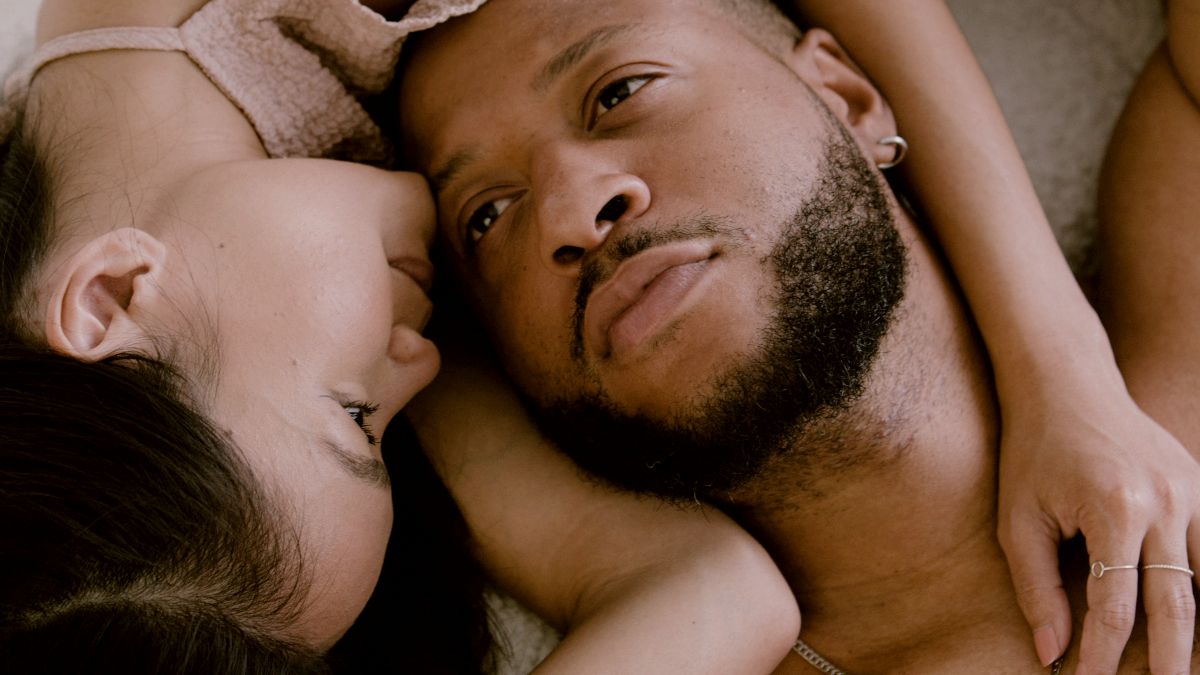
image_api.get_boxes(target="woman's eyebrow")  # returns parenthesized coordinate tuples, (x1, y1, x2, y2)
(321, 438, 391, 489)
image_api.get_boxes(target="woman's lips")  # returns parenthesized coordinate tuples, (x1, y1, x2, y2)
(583, 241, 715, 360)
(389, 255, 435, 332)
(390, 256, 435, 294)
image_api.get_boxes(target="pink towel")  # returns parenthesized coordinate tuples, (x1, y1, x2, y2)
(2, 0, 489, 163)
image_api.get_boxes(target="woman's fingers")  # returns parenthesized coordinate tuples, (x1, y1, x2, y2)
(1076, 533, 1142, 675)
(999, 512, 1072, 666)
(1142, 525, 1197, 675)
(995, 394, 1200, 671)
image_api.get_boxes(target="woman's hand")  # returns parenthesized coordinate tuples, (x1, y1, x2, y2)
(997, 370, 1200, 674)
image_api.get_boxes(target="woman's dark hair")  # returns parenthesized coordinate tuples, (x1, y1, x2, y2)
(0, 343, 330, 674)
(0, 114, 51, 343)
(0, 115, 328, 673)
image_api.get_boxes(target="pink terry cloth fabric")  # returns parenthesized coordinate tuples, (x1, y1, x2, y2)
(2, 0, 489, 164)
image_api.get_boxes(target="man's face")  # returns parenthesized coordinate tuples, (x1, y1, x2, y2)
(401, 0, 907, 498)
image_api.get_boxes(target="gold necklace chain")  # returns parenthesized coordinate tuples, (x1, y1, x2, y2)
(791, 638, 1068, 674)
(791, 639, 845, 675)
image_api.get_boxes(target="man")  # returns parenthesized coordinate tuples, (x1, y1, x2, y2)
(397, 0, 1199, 671)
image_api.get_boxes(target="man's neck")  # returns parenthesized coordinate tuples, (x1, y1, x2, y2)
(728, 224, 1022, 669)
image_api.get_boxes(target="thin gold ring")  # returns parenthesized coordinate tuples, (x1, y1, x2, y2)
(1090, 561, 1139, 578)
(1142, 563, 1195, 577)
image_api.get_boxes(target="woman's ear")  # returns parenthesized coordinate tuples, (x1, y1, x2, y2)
(43, 227, 168, 361)
(783, 28, 900, 167)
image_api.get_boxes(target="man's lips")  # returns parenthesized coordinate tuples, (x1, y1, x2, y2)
(583, 240, 715, 359)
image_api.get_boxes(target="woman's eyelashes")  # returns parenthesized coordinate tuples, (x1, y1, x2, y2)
(465, 196, 514, 244)
(344, 401, 380, 446)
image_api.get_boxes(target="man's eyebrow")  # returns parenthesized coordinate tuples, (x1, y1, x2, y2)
(322, 439, 391, 489)
(430, 148, 478, 201)
(429, 24, 639, 204)
(533, 23, 638, 93)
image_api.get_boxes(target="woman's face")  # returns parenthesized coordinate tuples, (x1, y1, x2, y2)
(162, 157, 439, 647)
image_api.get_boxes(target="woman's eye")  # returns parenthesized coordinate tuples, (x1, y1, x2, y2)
(595, 75, 653, 119)
(344, 401, 380, 446)
(466, 197, 514, 243)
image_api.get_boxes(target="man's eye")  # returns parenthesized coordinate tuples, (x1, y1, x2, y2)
(344, 401, 380, 446)
(595, 75, 653, 119)
(466, 197, 514, 243)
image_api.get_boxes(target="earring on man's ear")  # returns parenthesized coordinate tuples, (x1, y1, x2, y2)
(876, 135, 909, 170)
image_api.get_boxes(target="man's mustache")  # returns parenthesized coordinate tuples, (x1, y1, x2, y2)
(569, 215, 735, 361)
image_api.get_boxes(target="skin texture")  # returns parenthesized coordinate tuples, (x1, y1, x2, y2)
(397, 0, 1200, 671)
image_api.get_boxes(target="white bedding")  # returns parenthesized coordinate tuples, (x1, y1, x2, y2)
(0, 1, 37, 83)
(949, 0, 1164, 274)
(0, 0, 1166, 672)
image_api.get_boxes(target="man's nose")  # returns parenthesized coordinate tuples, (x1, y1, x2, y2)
(532, 146, 650, 274)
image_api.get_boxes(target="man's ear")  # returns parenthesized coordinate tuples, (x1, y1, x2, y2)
(783, 28, 900, 167)
(43, 227, 168, 361)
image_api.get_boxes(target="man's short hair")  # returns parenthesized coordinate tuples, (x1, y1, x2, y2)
(705, 0, 802, 56)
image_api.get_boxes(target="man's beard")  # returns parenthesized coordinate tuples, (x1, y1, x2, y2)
(527, 129, 908, 503)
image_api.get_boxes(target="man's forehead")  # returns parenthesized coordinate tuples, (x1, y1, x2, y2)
(413, 20, 651, 191)
(402, 0, 709, 166)
(435, 0, 686, 37)
(406, 0, 710, 89)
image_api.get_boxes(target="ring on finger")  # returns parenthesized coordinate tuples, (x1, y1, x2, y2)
(1141, 563, 1195, 577)
(1090, 561, 1139, 578)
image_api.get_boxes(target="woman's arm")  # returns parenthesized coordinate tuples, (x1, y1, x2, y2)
(407, 350, 799, 674)
(406, 333, 798, 674)
(786, 2, 1200, 672)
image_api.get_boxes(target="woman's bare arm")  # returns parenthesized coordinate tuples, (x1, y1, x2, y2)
(407, 336, 798, 674)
